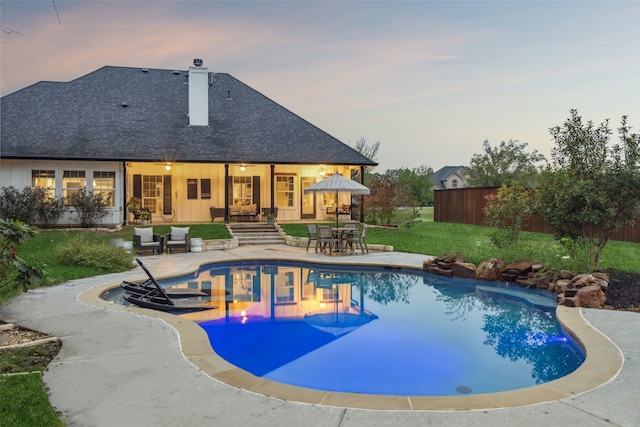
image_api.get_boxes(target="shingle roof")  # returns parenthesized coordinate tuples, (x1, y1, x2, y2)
(431, 166, 466, 189)
(1, 66, 376, 166)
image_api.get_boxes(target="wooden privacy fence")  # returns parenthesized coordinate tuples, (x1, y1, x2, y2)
(434, 187, 640, 243)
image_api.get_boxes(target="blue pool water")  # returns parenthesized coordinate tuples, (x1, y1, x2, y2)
(104, 261, 585, 396)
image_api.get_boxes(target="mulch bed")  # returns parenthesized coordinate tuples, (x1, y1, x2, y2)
(604, 270, 640, 311)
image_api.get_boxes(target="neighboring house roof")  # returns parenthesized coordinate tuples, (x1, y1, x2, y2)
(431, 166, 467, 190)
(1, 66, 376, 166)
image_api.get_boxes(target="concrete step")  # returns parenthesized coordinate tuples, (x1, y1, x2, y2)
(228, 223, 285, 246)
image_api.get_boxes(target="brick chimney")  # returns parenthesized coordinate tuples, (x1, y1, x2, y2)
(188, 58, 208, 126)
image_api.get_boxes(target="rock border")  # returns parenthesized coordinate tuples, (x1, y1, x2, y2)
(423, 256, 609, 309)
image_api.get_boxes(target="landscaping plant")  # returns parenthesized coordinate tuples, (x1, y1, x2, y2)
(483, 183, 534, 249)
(537, 110, 640, 271)
(68, 188, 112, 228)
(0, 218, 43, 295)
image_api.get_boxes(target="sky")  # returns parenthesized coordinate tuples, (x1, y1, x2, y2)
(1, 1, 639, 172)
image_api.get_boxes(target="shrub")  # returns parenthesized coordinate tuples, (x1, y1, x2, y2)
(33, 188, 66, 226)
(55, 235, 134, 272)
(0, 186, 38, 223)
(68, 188, 112, 228)
(483, 184, 534, 248)
(0, 218, 43, 293)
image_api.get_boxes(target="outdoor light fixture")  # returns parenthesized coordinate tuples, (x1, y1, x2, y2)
(240, 164, 246, 171)
(165, 163, 172, 171)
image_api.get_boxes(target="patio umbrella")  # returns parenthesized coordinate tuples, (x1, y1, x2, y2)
(304, 310, 378, 337)
(303, 172, 370, 227)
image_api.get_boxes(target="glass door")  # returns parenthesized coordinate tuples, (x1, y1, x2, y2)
(301, 177, 316, 219)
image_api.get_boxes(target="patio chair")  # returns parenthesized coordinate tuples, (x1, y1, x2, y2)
(133, 227, 163, 255)
(346, 225, 369, 254)
(165, 226, 190, 253)
(306, 224, 319, 253)
(317, 226, 339, 254)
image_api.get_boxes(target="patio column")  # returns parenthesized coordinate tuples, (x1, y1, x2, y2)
(359, 165, 366, 223)
(270, 164, 275, 215)
(224, 164, 229, 223)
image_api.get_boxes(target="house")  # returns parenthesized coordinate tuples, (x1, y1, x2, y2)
(430, 166, 468, 190)
(0, 59, 376, 225)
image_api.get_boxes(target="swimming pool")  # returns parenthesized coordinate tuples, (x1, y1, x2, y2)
(106, 260, 584, 396)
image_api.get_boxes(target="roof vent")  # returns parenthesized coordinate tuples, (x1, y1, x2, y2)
(193, 58, 203, 67)
(121, 102, 128, 108)
(141, 68, 148, 73)
(172, 70, 180, 75)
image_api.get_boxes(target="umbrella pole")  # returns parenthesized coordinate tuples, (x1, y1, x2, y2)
(335, 190, 339, 227)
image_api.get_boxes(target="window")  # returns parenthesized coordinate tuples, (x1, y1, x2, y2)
(322, 192, 337, 208)
(142, 175, 163, 213)
(32, 170, 55, 199)
(63, 170, 86, 204)
(322, 287, 339, 301)
(93, 171, 116, 207)
(452, 179, 458, 188)
(232, 273, 253, 302)
(233, 176, 252, 205)
(276, 176, 294, 207)
(275, 271, 295, 303)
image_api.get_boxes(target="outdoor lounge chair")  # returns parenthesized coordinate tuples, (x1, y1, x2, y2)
(133, 227, 163, 255)
(306, 224, 319, 253)
(123, 259, 215, 312)
(165, 226, 190, 253)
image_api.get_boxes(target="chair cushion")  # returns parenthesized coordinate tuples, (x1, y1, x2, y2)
(170, 226, 189, 241)
(134, 227, 154, 243)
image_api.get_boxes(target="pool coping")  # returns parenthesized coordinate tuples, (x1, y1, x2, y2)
(80, 254, 624, 411)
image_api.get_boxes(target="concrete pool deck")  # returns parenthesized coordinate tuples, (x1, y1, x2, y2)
(1, 245, 638, 426)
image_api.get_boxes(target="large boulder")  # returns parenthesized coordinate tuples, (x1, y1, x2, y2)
(553, 279, 573, 294)
(574, 285, 607, 308)
(476, 258, 506, 281)
(572, 273, 609, 291)
(451, 262, 477, 279)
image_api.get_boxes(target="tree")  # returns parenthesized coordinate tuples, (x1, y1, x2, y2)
(386, 165, 435, 207)
(366, 174, 397, 226)
(467, 140, 547, 187)
(353, 137, 380, 167)
(536, 110, 640, 271)
(352, 137, 381, 221)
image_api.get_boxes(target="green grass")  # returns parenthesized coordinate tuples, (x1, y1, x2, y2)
(15, 224, 231, 287)
(0, 373, 65, 427)
(280, 208, 640, 274)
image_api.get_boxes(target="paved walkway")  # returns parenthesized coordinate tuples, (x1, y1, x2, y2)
(1, 246, 638, 427)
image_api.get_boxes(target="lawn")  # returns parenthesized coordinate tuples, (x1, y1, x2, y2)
(281, 208, 640, 274)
